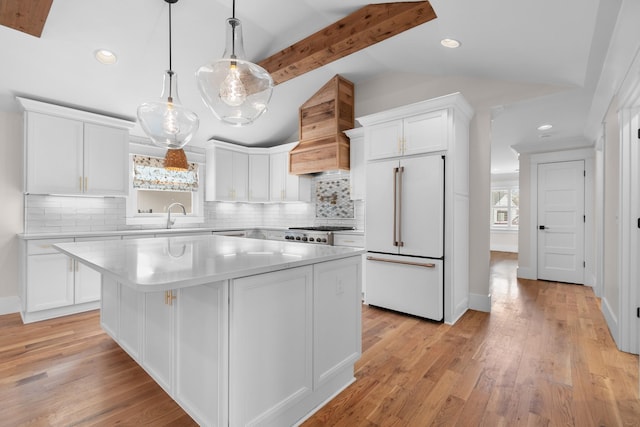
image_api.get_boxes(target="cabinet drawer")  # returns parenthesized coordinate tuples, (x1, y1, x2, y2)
(27, 238, 73, 255)
(333, 234, 365, 248)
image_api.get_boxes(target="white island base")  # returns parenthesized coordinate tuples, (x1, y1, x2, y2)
(57, 236, 363, 427)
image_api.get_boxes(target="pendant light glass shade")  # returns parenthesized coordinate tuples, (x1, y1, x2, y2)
(137, 70, 199, 149)
(196, 15, 274, 126)
(137, 0, 199, 149)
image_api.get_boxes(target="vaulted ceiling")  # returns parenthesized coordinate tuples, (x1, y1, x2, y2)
(0, 0, 629, 174)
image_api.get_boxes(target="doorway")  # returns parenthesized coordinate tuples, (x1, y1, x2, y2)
(536, 160, 585, 284)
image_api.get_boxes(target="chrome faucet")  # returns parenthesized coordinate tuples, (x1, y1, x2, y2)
(166, 202, 186, 229)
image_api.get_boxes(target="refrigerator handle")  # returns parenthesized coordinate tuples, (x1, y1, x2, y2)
(367, 256, 435, 268)
(397, 166, 404, 247)
(393, 167, 399, 247)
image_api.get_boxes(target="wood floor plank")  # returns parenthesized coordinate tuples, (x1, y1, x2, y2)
(0, 251, 637, 426)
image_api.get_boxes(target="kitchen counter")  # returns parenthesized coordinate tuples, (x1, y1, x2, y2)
(55, 234, 364, 292)
(55, 234, 363, 426)
(17, 227, 286, 240)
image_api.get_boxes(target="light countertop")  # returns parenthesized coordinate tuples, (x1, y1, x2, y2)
(55, 235, 364, 292)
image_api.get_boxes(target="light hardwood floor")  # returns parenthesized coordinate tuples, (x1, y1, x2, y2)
(1, 252, 638, 426)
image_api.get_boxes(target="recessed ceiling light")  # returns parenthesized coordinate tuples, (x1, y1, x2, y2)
(537, 124, 553, 131)
(440, 38, 461, 49)
(95, 49, 117, 65)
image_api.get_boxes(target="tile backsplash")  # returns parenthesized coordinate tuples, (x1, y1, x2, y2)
(24, 175, 365, 234)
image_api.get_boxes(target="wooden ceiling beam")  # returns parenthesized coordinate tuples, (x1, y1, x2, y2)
(257, 1, 436, 86)
(0, 0, 53, 38)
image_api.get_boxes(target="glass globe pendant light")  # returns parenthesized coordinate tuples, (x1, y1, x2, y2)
(137, 0, 199, 149)
(195, 0, 274, 126)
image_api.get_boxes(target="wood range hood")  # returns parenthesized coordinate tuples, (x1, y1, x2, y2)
(289, 75, 354, 175)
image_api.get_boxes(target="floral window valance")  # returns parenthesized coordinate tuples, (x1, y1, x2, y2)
(132, 155, 199, 191)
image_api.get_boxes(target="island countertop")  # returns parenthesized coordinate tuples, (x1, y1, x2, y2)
(55, 234, 364, 292)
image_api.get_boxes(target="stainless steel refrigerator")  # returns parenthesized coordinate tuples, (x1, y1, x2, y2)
(365, 153, 444, 321)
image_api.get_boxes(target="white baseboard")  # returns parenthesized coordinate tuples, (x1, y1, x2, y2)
(469, 293, 491, 312)
(601, 296, 619, 348)
(489, 244, 518, 253)
(0, 296, 21, 316)
(517, 267, 536, 280)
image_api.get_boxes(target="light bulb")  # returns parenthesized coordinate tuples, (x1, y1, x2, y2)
(163, 102, 180, 135)
(219, 62, 247, 107)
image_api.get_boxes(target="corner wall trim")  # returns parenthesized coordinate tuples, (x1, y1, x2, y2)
(469, 293, 491, 313)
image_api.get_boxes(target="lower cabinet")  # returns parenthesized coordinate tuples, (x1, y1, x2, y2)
(101, 278, 228, 427)
(100, 255, 361, 427)
(230, 266, 314, 427)
(229, 257, 362, 426)
(21, 236, 119, 323)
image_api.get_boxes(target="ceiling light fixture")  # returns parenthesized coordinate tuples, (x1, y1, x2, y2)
(440, 38, 460, 49)
(95, 49, 117, 65)
(137, 0, 199, 152)
(537, 124, 553, 131)
(195, 0, 274, 126)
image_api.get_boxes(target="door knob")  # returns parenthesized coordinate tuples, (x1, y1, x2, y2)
(539, 225, 547, 230)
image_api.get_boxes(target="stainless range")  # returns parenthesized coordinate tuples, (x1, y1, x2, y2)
(284, 226, 355, 245)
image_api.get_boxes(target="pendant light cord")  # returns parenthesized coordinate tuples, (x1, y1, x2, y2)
(168, 3, 173, 72)
(231, 0, 236, 58)
(167, 1, 174, 100)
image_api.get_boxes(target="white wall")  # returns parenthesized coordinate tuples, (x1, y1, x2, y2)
(0, 111, 23, 314)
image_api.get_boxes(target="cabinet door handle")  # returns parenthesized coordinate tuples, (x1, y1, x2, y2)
(79, 176, 83, 191)
(84, 177, 88, 192)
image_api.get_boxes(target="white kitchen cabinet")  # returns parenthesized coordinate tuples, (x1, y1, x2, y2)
(100, 279, 228, 426)
(248, 152, 270, 202)
(344, 127, 365, 200)
(206, 144, 249, 201)
(365, 109, 448, 161)
(101, 276, 119, 339)
(18, 97, 134, 196)
(21, 236, 120, 323)
(230, 266, 313, 427)
(143, 290, 174, 392)
(83, 123, 130, 196)
(175, 283, 228, 427)
(143, 284, 228, 426)
(313, 257, 361, 389)
(26, 243, 74, 312)
(74, 236, 121, 304)
(269, 142, 311, 202)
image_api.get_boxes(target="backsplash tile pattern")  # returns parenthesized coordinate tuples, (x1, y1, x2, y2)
(315, 178, 354, 219)
(24, 175, 365, 234)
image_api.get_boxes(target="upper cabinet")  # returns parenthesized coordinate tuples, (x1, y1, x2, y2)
(206, 140, 310, 203)
(270, 143, 311, 202)
(206, 143, 249, 202)
(344, 128, 365, 201)
(364, 109, 448, 161)
(18, 97, 134, 196)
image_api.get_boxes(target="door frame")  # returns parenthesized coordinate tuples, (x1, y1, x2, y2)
(526, 148, 595, 287)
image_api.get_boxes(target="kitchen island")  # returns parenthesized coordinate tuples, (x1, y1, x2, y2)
(55, 235, 364, 427)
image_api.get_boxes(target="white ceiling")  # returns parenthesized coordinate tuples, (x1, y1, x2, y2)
(0, 0, 627, 174)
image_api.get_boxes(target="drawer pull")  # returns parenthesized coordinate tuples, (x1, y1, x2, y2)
(367, 256, 435, 268)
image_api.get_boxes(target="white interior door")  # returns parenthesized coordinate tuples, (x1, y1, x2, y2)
(537, 160, 585, 283)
